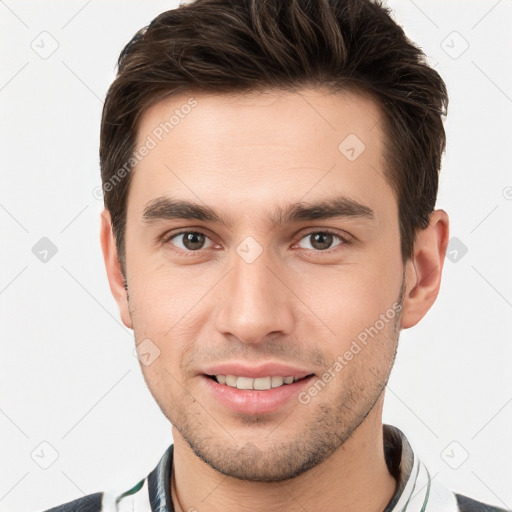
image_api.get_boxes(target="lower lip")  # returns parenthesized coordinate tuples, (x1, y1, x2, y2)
(201, 375, 315, 415)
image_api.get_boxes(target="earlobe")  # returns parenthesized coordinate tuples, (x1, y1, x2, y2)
(401, 210, 449, 329)
(100, 209, 133, 329)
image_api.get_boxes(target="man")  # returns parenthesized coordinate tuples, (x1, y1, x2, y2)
(42, 0, 508, 511)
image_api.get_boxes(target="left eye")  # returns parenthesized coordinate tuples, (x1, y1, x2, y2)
(297, 232, 345, 251)
(168, 232, 215, 251)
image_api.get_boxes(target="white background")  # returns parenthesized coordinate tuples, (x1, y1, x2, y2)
(1, 1, 511, 510)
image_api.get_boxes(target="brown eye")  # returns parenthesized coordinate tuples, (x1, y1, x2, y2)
(311, 233, 333, 250)
(182, 232, 205, 250)
(298, 232, 344, 251)
(168, 232, 213, 252)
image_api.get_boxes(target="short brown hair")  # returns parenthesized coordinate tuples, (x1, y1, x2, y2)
(100, 0, 448, 272)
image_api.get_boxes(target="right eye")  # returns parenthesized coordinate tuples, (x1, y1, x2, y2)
(165, 231, 216, 253)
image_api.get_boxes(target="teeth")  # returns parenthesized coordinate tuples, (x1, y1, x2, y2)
(271, 376, 284, 388)
(254, 377, 271, 390)
(236, 376, 253, 390)
(214, 375, 300, 390)
(225, 375, 237, 387)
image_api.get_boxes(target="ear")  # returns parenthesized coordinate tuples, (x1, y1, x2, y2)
(401, 209, 449, 329)
(100, 209, 133, 329)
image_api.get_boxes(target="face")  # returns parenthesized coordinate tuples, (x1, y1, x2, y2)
(119, 88, 406, 481)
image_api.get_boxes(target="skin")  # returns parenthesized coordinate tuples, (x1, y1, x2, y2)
(101, 88, 449, 512)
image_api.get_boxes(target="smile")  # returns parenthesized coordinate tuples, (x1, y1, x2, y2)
(209, 374, 311, 390)
(202, 373, 316, 414)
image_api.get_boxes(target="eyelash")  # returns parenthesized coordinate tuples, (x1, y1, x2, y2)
(294, 229, 351, 253)
(162, 229, 351, 256)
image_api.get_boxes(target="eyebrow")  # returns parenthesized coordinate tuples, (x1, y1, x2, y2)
(142, 195, 375, 228)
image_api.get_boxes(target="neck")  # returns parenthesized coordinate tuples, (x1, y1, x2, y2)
(171, 401, 396, 512)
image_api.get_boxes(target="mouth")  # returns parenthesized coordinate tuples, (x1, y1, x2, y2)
(201, 372, 316, 415)
(205, 374, 315, 390)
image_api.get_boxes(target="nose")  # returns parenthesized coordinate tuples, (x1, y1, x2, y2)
(214, 246, 295, 345)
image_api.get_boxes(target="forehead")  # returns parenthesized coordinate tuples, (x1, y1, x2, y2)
(128, 88, 394, 223)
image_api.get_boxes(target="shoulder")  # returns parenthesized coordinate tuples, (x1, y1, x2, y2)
(456, 493, 511, 512)
(36, 444, 174, 512)
(40, 492, 103, 512)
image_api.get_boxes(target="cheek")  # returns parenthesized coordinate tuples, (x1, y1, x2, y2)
(297, 260, 402, 350)
(127, 255, 210, 333)
(127, 265, 205, 389)
(138, 357, 195, 422)
(134, 317, 198, 404)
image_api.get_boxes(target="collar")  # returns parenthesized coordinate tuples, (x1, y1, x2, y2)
(104, 424, 459, 512)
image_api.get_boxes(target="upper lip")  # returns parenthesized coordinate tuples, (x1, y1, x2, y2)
(201, 362, 315, 379)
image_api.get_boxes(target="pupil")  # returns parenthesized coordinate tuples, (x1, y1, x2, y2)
(184, 232, 204, 250)
(311, 233, 332, 250)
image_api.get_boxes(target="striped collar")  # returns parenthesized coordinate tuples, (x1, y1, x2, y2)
(102, 424, 459, 512)
(382, 425, 458, 511)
